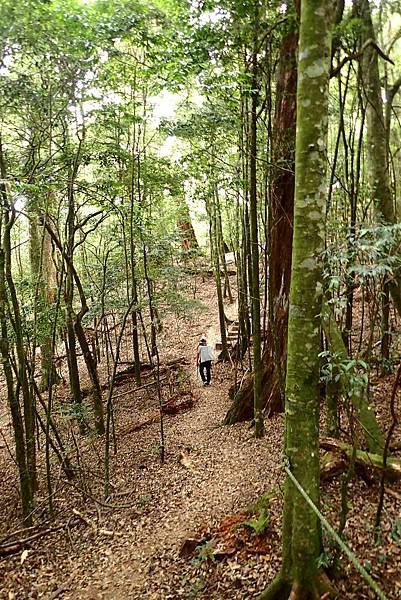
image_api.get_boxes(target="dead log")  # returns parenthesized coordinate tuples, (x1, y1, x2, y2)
(125, 393, 194, 432)
(320, 437, 401, 479)
(162, 393, 193, 415)
(320, 452, 348, 481)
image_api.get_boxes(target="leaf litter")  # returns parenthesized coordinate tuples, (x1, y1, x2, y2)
(0, 273, 400, 599)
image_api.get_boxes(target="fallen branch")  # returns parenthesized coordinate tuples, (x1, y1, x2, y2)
(112, 376, 168, 399)
(320, 452, 348, 481)
(0, 526, 63, 557)
(320, 437, 401, 478)
(71, 509, 119, 537)
(385, 487, 401, 502)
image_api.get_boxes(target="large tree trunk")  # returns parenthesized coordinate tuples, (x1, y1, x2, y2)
(29, 213, 60, 391)
(225, 5, 298, 424)
(177, 196, 198, 251)
(260, 0, 334, 595)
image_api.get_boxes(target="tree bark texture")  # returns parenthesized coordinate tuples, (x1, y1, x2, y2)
(225, 9, 298, 424)
(261, 1, 334, 595)
(249, 12, 263, 437)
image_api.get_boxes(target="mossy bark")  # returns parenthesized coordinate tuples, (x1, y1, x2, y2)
(29, 213, 60, 391)
(260, 1, 334, 596)
(320, 437, 401, 478)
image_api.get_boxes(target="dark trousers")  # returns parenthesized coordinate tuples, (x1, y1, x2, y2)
(199, 360, 211, 383)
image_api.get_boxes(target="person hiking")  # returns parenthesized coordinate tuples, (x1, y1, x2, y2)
(196, 336, 214, 386)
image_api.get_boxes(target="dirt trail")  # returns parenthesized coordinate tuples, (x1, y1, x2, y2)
(2, 271, 285, 600)
(71, 370, 283, 599)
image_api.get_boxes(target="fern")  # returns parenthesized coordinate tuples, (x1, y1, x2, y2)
(243, 508, 269, 535)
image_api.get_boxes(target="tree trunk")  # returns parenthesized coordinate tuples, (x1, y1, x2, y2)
(74, 320, 105, 434)
(214, 195, 233, 302)
(249, 11, 263, 437)
(207, 177, 229, 360)
(0, 246, 33, 524)
(320, 437, 401, 478)
(177, 196, 198, 251)
(30, 214, 60, 389)
(355, 0, 401, 314)
(225, 5, 298, 424)
(65, 270, 82, 407)
(260, 1, 334, 595)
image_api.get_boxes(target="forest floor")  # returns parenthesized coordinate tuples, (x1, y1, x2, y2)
(1, 269, 401, 599)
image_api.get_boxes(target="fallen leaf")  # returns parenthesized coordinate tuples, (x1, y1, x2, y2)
(20, 549, 29, 565)
(179, 452, 192, 468)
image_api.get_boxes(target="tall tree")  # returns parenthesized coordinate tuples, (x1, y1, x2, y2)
(354, 0, 401, 362)
(225, 2, 299, 424)
(260, 0, 335, 596)
(249, 2, 263, 437)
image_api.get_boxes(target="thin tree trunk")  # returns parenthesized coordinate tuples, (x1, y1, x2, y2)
(356, 0, 401, 315)
(249, 13, 263, 437)
(0, 245, 33, 524)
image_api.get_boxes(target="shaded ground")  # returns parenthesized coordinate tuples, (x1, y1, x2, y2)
(0, 273, 401, 599)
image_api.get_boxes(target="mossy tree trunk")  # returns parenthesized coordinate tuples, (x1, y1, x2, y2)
(29, 212, 60, 391)
(260, 1, 335, 596)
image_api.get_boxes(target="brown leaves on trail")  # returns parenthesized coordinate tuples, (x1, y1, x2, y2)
(1, 272, 401, 599)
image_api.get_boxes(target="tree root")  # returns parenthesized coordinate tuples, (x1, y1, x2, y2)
(258, 574, 291, 599)
(258, 571, 335, 600)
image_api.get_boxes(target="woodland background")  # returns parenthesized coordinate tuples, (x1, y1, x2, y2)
(1, 0, 401, 598)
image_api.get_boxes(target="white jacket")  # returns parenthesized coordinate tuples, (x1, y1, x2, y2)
(198, 345, 214, 362)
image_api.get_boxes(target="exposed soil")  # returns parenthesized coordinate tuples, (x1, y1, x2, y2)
(0, 272, 401, 599)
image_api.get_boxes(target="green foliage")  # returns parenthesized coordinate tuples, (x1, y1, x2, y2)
(319, 350, 369, 389)
(182, 577, 206, 599)
(246, 490, 275, 514)
(191, 541, 216, 566)
(390, 519, 401, 545)
(242, 490, 274, 535)
(242, 508, 269, 536)
(316, 550, 335, 571)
